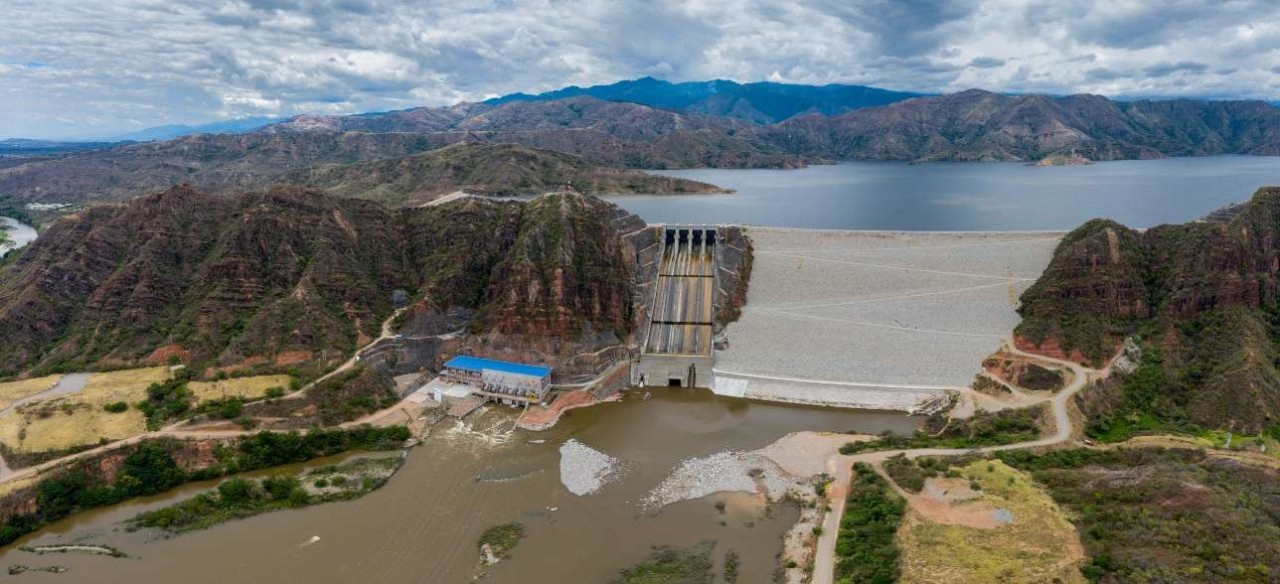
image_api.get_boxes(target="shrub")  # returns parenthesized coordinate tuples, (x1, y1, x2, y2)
(265, 386, 285, 399)
(833, 463, 904, 583)
(218, 400, 243, 420)
(216, 478, 255, 506)
(883, 454, 926, 493)
(102, 401, 128, 413)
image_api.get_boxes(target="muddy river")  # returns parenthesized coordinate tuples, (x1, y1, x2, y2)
(0, 389, 918, 583)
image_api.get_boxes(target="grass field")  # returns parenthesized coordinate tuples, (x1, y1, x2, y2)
(896, 460, 1084, 584)
(0, 375, 62, 410)
(188, 375, 292, 404)
(0, 367, 170, 454)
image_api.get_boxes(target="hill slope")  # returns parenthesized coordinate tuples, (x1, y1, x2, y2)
(1017, 186, 1280, 433)
(6, 86, 1280, 206)
(0, 187, 644, 377)
(291, 142, 726, 206)
(0, 129, 742, 206)
(768, 90, 1280, 162)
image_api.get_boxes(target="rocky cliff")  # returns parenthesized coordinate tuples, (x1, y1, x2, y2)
(1017, 186, 1280, 432)
(0, 187, 648, 377)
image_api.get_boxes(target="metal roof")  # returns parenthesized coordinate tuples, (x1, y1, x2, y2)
(443, 355, 552, 378)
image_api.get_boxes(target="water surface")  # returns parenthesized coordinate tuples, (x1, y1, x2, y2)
(0, 217, 36, 251)
(2, 389, 917, 583)
(608, 156, 1280, 231)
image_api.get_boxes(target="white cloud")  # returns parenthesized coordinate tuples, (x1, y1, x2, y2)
(2, 0, 1280, 139)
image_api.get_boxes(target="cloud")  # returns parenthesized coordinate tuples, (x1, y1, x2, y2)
(1142, 61, 1210, 78)
(968, 57, 1006, 69)
(2, 0, 1280, 138)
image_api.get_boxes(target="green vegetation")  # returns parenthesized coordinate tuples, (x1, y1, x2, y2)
(840, 406, 1044, 455)
(1017, 191, 1280, 436)
(0, 426, 410, 547)
(834, 463, 904, 584)
(1018, 363, 1064, 391)
(997, 448, 1280, 582)
(135, 369, 195, 430)
(102, 401, 128, 413)
(477, 522, 525, 561)
(722, 549, 739, 584)
(882, 453, 927, 493)
(611, 540, 715, 583)
(130, 456, 399, 534)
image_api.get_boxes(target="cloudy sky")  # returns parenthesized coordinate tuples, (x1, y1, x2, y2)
(4, 0, 1280, 139)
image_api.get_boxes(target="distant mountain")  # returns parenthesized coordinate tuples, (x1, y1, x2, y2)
(0, 186, 643, 377)
(767, 89, 1280, 162)
(100, 116, 284, 142)
(0, 125, 749, 206)
(484, 77, 922, 123)
(291, 142, 727, 206)
(6, 85, 1280, 207)
(0, 97, 809, 205)
(0, 138, 118, 155)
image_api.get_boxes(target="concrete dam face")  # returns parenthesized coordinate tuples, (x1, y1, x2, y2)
(636, 226, 718, 388)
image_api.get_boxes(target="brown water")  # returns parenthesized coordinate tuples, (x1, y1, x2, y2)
(0, 389, 917, 583)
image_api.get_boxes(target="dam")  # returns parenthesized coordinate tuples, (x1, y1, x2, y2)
(635, 225, 719, 387)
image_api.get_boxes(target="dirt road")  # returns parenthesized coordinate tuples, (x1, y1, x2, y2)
(809, 340, 1094, 584)
(0, 308, 412, 483)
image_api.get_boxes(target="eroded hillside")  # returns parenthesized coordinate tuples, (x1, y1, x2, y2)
(1016, 186, 1280, 433)
(0, 187, 646, 378)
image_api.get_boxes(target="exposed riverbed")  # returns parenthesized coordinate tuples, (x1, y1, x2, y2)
(0, 389, 917, 583)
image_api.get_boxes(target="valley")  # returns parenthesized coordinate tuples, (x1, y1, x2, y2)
(3, 80, 1280, 584)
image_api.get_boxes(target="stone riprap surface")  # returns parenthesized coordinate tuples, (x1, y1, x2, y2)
(559, 439, 621, 496)
(713, 228, 1061, 409)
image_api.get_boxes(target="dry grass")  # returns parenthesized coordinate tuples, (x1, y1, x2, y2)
(897, 460, 1085, 584)
(188, 375, 292, 404)
(0, 375, 62, 410)
(0, 367, 170, 454)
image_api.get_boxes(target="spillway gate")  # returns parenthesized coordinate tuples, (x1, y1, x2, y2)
(635, 225, 719, 388)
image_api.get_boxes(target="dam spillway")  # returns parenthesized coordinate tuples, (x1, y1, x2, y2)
(636, 226, 718, 387)
(646, 227, 715, 355)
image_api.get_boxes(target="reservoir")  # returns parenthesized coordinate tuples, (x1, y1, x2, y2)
(1, 389, 917, 583)
(0, 217, 36, 252)
(609, 156, 1280, 231)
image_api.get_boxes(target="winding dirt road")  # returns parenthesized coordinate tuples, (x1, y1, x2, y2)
(0, 308, 412, 484)
(809, 341, 1096, 584)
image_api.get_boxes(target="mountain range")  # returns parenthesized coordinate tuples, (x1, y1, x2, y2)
(3, 79, 1280, 208)
(484, 76, 923, 123)
(0, 186, 642, 378)
(93, 117, 284, 142)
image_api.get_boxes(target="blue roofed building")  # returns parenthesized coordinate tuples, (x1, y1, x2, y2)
(441, 355, 553, 405)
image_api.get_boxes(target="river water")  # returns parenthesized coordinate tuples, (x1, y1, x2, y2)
(0, 389, 917, 583)
(607, 156, 1280, 231)
(0, 217, 36, 252)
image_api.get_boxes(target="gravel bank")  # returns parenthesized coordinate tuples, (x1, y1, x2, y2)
(558, 439, 621, 496)
(643, 450, 799, 511)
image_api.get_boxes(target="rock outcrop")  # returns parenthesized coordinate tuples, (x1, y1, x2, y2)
(1017, 186, 1280, 431)
(0, 186, 648, 377)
